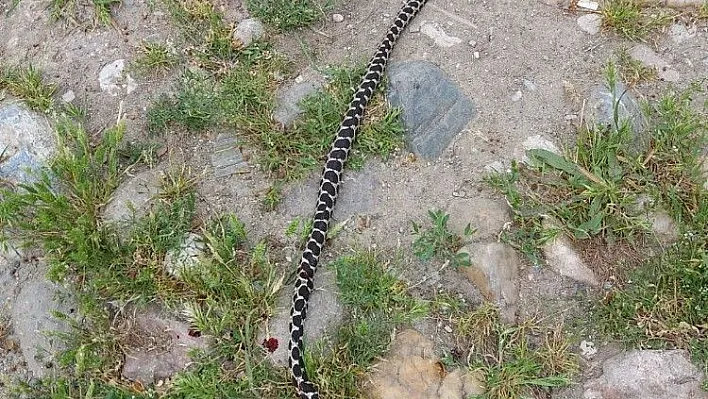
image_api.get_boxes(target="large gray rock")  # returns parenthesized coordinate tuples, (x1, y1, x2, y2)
(583, 350, 705, 399)
(458, 242, 520, 323)
(12, 275, 74, 378)
(0, 101, 55, 185)
(387, 61, 476, 160)
(585, 81, 646, 149)
(273, 68, 326, 127)
(102, 168, 162, 224)
(211, 133, 249, 178)
(121, 304, 207, 384)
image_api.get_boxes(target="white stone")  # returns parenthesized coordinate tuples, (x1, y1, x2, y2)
(163, 233, 205, 278)
(543, 233, 599, 286)
(668, 23, 696, 43)
(580, 340, 598, 358)
(420, 22, 462, 47)
(577, 0, 599, 10)
(61, 90, 75, 103)
(98, 59, 126, 96)
(233, 18, 265, 47)
(577, 14, 602, 35)
(511, 90, 523, 102)
(332, 13, 344, 23)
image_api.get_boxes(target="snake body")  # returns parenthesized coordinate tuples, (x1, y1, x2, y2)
(288, 1, 429, 398)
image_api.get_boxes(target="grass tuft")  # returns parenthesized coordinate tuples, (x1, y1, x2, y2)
(0, 64, 57, 112)
(601, 0, 676, 40)
(487, 75, 708, 371)
(412, 209, 474, 268)
(245, 0, 325, 31)
(131, 41, 181, 76)
(433, 301, 578, 399)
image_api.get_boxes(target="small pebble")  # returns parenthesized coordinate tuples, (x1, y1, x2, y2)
(444, 325, 453, 333)
(473, 51, 480, 59)
(332, 13, 344, 23)
(511, 90, 523, 102)
(468, 40, 477, 47)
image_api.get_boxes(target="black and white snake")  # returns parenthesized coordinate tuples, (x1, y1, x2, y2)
(288, 1, 429, 398)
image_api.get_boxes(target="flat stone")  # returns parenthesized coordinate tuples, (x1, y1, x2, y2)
(121, 304, 207, 384)
(211, 133, 249, 177)
(662, 0, 706, 7)
(446, 197, 511, 240)
(387, 60, 476, 160)
(420, 23, 463, 47)
(233, 18, 265, 47)
(542, 233, 599, 286)
(648, 212, 679, 245)
(12, 273, 75, 378)
(260, 268, 343, 367)
(163, 233, 205, 278)
(667, 23, 696, 43)
(273, 68, 326, 127)
(0, 101, 55, 185)
(102, 168, 162, 224)
(98, 59, 136, 96)
(577, 14, 602, 35)
(583, 350, 705, 399)
(458, 242, 520, 323)
(516, 134, 561, 165)
(367, 329, 485, 399)
(585, 81, 647, 145)
(577, 0, 599, 10)
(628, 44, 679, 82)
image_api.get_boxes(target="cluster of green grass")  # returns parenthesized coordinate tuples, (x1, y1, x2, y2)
(245, 0, 325, 31)
(48, 0, 121, 26)
(600, 0, 708, 40)
(431, 296, 578, 399)
(487, 68, 707, 369)
(614, 47, 657, 86)
(0, 64, 57, 113)
(600, 0, 678, 40)
(305, 251, 427, 397)
(130, 41, 181, 76)
(412, 209, 474, 268)
(132, 0, 404, 211)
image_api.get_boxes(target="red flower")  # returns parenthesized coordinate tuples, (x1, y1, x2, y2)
(263, 337, 279, 353)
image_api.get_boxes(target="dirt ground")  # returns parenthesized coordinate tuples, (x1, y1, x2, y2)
(1, 0, 707, 396)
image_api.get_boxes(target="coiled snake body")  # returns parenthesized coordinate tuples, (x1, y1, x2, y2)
(288, 1, 428, 398)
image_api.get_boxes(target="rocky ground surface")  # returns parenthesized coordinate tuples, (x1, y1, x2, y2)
(1, 0, 708, 398)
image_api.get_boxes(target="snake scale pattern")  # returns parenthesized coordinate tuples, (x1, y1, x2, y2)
(288, 1, 428, 398)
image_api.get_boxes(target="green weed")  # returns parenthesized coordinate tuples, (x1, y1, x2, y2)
(615, 47, 657, 86)
(48, 0, 121, 26)
(131, 41, 180, 76)
(601, 0, 676, 40)
(412, 209, 473, 268)
(442, 303, 577, 399)
(596, 86, 707, 365)
(245, 0, 325, 31)
(0, 64, 57, 112)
